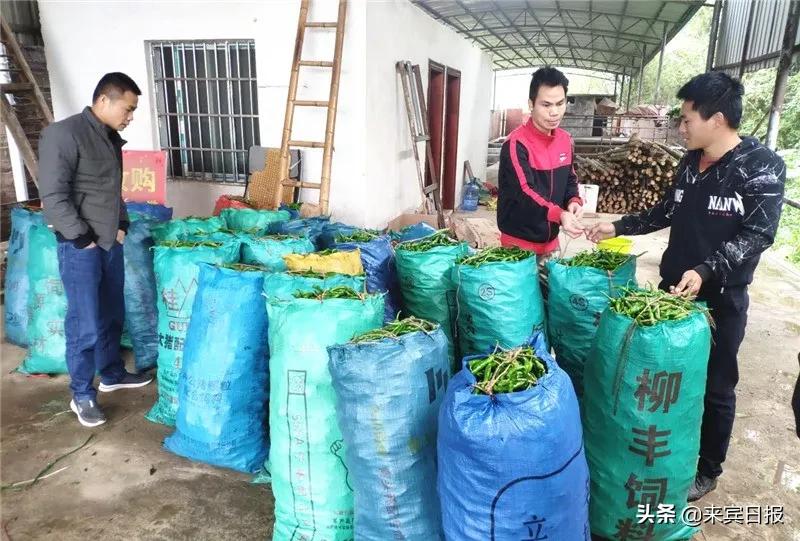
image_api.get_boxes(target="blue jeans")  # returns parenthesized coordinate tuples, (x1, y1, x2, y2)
(57, 241, 127, 401)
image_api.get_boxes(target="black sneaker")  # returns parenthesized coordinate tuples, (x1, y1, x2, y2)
(98, 372, 154, 393)
(70, 398, 107, 428)
(687, 473, 718, 502)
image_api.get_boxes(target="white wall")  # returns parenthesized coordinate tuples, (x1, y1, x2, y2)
(365, 0, 493, 228)
(38, 0, 368, 220)
(38, 0, 490, 227)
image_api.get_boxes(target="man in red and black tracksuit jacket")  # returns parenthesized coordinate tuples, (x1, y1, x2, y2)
(498, 67, 585, 259)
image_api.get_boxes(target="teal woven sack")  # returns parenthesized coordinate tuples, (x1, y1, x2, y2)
(18, 224, 67, 374)
(546, 255, 637, 397)
(395, 241, 469, 365)
(145, 240, 240, 426)
(584, 304, 711, 540)
(266, 294, 383, 541)
(453, 253, 545, 357)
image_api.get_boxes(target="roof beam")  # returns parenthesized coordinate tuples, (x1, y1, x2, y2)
(491, 0, 552, 66)
(453, 0, 536, 67)
(471, 26, 661, 46)
(412, 1, 520, 66)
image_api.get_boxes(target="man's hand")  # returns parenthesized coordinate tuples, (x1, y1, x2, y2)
(567, 201, 583, 219)
(586, 222, 616, 243)
(671, 269, 702, 297)
(560, 211, 584, 239)
(116, 229, 126, 245)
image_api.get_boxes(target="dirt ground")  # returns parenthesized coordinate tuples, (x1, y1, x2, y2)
(1, 213, 798, 540)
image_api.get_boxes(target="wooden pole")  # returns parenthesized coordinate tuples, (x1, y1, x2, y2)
(319, 0, 347, 216)
(274, 0, 309, 209)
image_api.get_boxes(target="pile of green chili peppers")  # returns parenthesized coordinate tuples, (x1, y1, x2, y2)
(351, 316, 438, 343)
(221, 263, 266, 272)
(561, 249, 631, 271)
(336, 230, 380, 243)
(399, 231, 458, 252)
(468, 346, 547, 395)
(293, 285, 364, 301)
(457, 246, 533, 267)
(157, 240, 222, 248)
(609, 286, 708, 326)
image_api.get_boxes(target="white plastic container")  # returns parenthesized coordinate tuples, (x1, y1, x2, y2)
(578, 184, 599, 213)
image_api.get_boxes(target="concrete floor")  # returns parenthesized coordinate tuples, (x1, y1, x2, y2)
(1, 214, 799, 540)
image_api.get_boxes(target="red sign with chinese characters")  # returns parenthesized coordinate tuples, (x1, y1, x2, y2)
(122, 150, 167, 204)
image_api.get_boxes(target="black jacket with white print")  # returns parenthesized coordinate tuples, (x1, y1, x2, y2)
(614, 136, 785, 290)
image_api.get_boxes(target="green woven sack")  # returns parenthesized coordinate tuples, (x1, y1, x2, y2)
(266, 294, 383, 541)
(145, 240, 241, 426)
(220, 208, 290, 234)
(453, 253, 545, 357)
(584, 306, 711, 540)
(262, 271, 366, 301)
(546, 256, 637, 397)
(18, 225, 67, 374)
(395, 242, 469, 365)
(151, 217, 225, 242)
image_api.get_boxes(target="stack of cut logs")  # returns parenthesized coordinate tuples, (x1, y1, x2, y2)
(575, 136, 685, 214)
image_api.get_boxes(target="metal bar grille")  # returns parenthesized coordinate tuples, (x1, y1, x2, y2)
(149, 39, 258, 183)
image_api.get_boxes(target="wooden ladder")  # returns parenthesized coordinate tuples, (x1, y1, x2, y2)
(273, 0, 347, 215)
(396, 60, 445, 229)
(0, 17, 53, 190)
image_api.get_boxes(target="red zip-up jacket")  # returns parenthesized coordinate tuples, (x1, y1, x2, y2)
(497, 119, 582, 254)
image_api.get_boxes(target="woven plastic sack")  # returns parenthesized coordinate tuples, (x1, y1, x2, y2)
(453, 252, 545, 357)
(267, 294, 384, 541)
(220, 208, 290, 234)
(145, 240, 241, 426)
(240, 234, 315, 272)
(283, 249, 364, 276)
(546, 255, 637, 397)
(4, 207, 42, 346)
(125, 202, 173, 222)
(270, 216, 331, 249)
(389, 222, 437, 243)
(122, 216, 162, 372)
(250, 269, 366, 484)
(395, 241, 469, 364)
(584, 304, 711, 540)
(328, 325, 449, 540)
(278, 203, 301, 220)
(213, 195, 253, 216)
(317, 222, 359, 249)
(164, 264, 269, 473)
(334, 234, 400, 322)
(261, 272, 366, 302)
(18, 224, 68, 374)
(151, 217, 224, 242)
(438, 333, 590, 540)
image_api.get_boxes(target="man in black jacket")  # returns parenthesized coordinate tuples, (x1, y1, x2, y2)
(39, 73, 152, 428)
(588, 72, 786, 501)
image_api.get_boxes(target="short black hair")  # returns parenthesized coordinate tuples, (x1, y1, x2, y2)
(92, 72, 141, 103)
(676, 72, 744, 128)
(529, 67, 569, 101)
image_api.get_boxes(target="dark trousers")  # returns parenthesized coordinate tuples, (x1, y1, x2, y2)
(660, 280, 749, 479)
(57, 241, 127, 401)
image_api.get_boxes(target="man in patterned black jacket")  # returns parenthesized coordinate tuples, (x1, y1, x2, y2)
(588, 72, 786, 502)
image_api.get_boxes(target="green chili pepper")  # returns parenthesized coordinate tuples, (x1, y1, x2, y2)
(398, 231, 458, 252)
(351, 316, 438, 343)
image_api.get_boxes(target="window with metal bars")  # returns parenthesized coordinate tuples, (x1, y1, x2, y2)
(150, 40, 259, 183)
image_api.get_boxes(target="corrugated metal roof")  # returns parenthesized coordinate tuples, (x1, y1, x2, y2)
(411, 0, 705, 75)
(713, 0, 800, 74)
